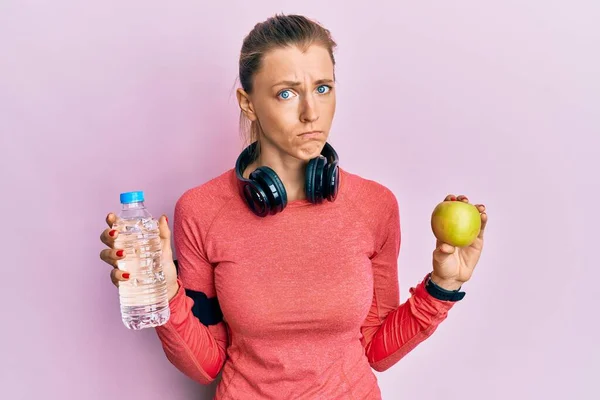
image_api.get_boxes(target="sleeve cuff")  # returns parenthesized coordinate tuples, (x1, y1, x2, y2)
(168, 278, 186, 306)
(158, 278, 192, 330)
(412, 274, 458, 312)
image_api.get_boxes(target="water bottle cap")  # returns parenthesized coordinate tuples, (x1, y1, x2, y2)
(120, 191, 145, 204)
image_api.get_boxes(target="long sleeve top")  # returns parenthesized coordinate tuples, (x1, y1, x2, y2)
(154, 167, 457, 399)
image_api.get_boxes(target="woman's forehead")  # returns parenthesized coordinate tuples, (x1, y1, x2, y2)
(256, 45, 334, 84)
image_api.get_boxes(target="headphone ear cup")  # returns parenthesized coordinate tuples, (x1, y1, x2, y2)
(305, 155, 327, 203)
(305, 158, 315, 203)
(241, 181, 270, 217)
(250, 166, 287, 214)
(313, 156, 327, 204)
(322, 163, 330, 200)
(324, 161, 339, 202)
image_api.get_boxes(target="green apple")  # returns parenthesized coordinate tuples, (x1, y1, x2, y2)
(431, 200, 481, 247)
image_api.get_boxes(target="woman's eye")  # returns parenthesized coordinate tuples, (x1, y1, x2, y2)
(278, 90, 296, 100)
(316, 85, 331, 94)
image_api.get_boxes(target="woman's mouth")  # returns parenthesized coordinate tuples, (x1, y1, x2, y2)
(298, 131, 323, 139)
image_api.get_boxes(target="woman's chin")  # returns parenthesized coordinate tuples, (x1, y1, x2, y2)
(295, 140, 326, 160)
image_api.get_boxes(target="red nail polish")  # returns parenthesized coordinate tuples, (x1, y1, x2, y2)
(109, 230, 116, 237)
(450, 196, 456, 201)
(122, 273, 130, 279)
(166, 216, 169, 224)
(116, 250, 124, 257)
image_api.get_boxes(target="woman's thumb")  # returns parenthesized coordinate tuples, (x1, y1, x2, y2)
(158, 215, 171, 238)
(433, 242, 455, 263)
(158, 215, 173, 253)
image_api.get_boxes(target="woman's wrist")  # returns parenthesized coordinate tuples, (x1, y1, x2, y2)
(167, 281, 180, 302)
(430, 273, 462, 291)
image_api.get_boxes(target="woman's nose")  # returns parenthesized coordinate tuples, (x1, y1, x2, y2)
(300, 96, 319, 123)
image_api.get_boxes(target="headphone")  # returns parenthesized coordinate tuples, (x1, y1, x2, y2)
(235, 141, 340, 217)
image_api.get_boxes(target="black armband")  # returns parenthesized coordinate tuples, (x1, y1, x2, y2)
(173, 259, 224, 326)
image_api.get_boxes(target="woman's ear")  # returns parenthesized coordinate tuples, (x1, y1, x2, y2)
(237, 88, 257, 121)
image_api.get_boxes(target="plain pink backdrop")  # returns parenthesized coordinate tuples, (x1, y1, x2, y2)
(1, 1, 598, 399)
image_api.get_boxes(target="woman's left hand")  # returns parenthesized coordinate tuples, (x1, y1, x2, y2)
(430, 194, 488, 291)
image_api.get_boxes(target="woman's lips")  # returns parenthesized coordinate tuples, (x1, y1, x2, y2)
(298, 131, 322, 139)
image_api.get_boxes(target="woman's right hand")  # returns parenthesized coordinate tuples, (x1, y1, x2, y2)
(99, 213, 180, 301)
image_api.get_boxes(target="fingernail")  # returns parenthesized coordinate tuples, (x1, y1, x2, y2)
(450, 196, 456, 201)
(122, 273, 130, 279)
(165, 216, 169, 224)
(116, 250, 124, 257)
(109, 230, 117, 237)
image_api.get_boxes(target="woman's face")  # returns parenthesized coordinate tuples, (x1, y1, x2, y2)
(238, 44, 336, 161)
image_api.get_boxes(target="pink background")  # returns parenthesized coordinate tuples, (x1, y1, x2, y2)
(1, 1, 598, 399)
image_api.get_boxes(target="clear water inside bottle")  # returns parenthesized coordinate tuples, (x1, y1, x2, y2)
(113, 204, 170, 330)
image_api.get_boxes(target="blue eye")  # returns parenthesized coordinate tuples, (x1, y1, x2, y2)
(316, 85, 331, 94)
(278, 90, 295, 100)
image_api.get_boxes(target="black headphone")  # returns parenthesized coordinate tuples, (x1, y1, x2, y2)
(235, 141, 340, 217)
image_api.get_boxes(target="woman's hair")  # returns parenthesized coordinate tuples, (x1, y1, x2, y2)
(238, 14, 337, 156)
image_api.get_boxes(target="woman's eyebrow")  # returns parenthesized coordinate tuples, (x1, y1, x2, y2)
(271, 78, 334, 88)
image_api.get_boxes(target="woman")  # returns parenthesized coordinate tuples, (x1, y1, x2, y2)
(99, 14, 488, 399)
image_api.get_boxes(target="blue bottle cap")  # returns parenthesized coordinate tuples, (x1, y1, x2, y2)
(120, 191, 144, 204)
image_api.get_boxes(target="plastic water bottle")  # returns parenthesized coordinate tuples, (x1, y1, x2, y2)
(113, 191, 170, 330)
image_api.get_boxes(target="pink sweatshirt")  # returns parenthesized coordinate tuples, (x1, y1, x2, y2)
(155, 167, 457, 399)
